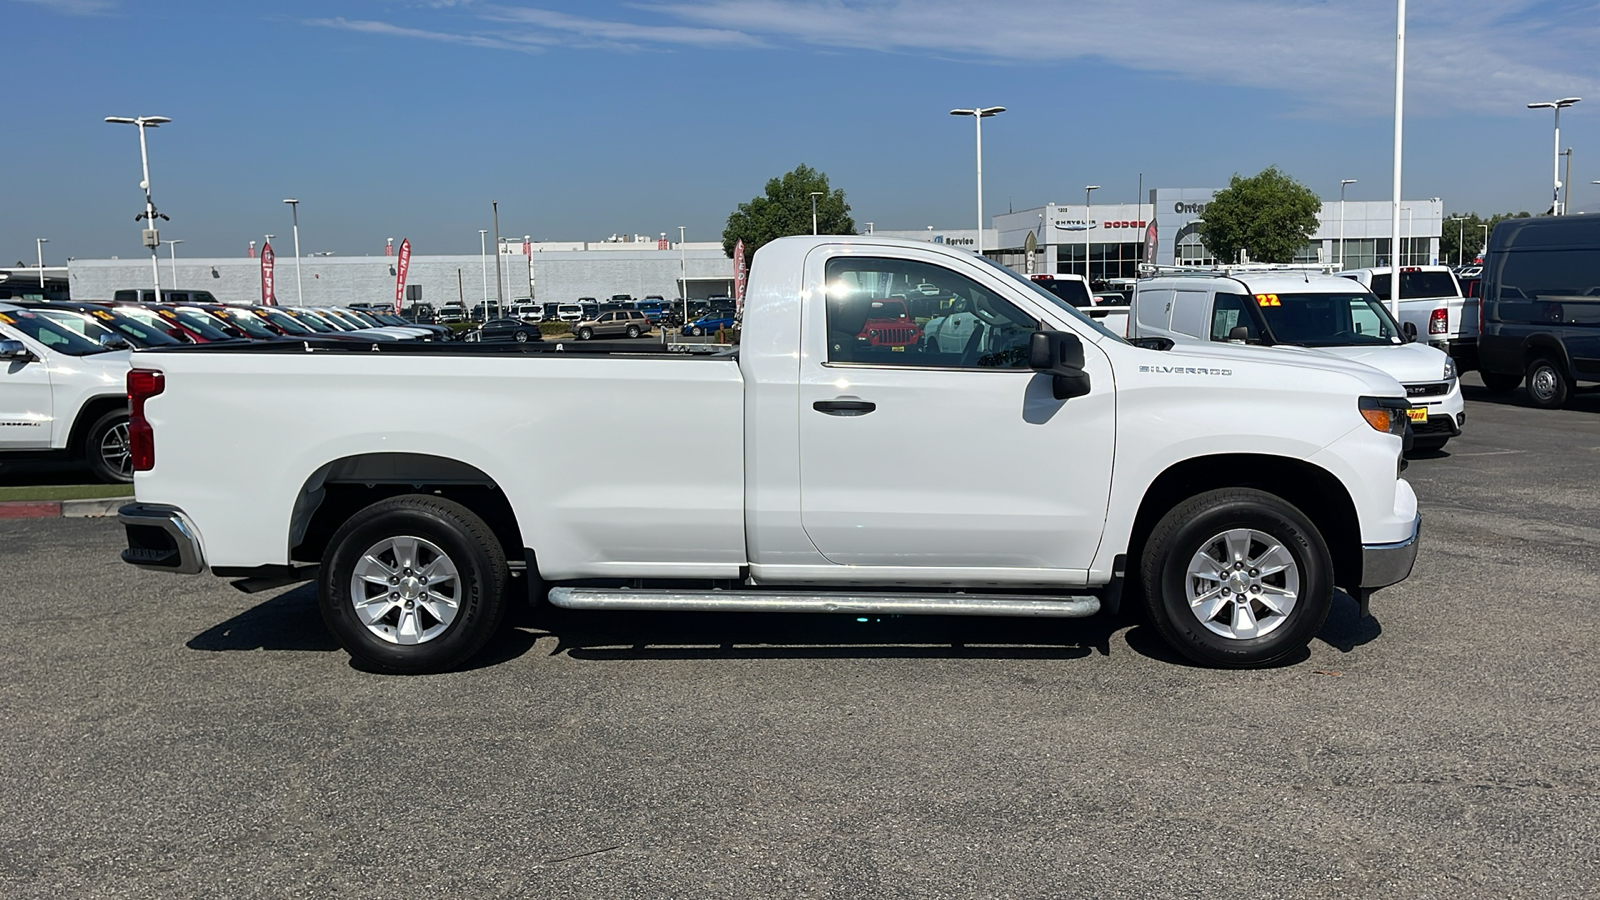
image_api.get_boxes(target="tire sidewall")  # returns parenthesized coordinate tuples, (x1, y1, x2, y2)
(578, 328, 593, 340)
(626, 325, 640, 339)
(319, 500, 503, 674)
(1145, 491, 1332, 667)
(515, 330, 528, 343)
(1525, 357, 1569, 409)
(85, 409, 132, 484)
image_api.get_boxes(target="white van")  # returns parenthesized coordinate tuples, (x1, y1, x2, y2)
(1337, 266, 1477, 368)
(1129, 272, 1465, 451)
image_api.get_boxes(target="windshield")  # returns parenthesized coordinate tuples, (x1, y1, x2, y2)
(31, 309, 120, 343)
(0, 308, 113, 355)
(302, 310, 353, 331)
(168, 308, 243, 341)
(1370, 270, 1460, 300)
(202, 307, 279, 339)
(1255, 292, 1403, 346)
(976, 257, 1128, 343)
(345, 310, 387, 328)
(1031, 277, 1093, 308)
(83, 307, 182, 346)
(255, 308, 314, 334)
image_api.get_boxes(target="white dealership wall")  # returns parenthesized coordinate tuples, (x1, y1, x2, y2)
(66, 243, 736, 308)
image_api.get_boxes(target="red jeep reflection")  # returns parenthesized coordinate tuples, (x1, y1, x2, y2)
(857, 299, 923, 347)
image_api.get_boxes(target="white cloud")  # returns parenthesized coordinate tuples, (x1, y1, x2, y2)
(14, 0, 117, 15)
(308, 17, 541, 53)
(482, 5, 766, 49)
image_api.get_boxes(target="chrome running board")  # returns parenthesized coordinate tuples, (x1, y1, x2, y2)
(546, 588, 1100, 618)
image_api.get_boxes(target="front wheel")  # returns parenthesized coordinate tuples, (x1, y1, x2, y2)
(690, 326, 704, 336)
(319, 495, 509, 674)
(85, 409, 133, 484)
(1525, 356, 1570, 409)
(1140, 488, 1333, 668)
(577, 327, 593, 341)
(1479, 370, 1520, 392)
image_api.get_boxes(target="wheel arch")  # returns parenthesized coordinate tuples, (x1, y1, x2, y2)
(1521, 334, 1573, 375)
(289, 452, 525, 567)
(1128, 454, 1362, 592)
(66, 395, 128, 460)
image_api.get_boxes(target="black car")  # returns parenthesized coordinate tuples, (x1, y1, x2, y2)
(475, 317, 543, 343)
(1477, 215, 1600, 408)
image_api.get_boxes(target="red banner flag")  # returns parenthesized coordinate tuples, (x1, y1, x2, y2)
(393, 238, 412, 314)
(733, 239, 747, 312)
(260, 242, 276, 305)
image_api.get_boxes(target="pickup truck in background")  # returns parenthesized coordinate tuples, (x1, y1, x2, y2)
(118, 237, 1422, 674)
(1128, 271, 1465, 451)
(0, 302, 133, 483)
(1337, 266, 1477, 369)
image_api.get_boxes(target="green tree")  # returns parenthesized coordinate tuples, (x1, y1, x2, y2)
(1197, 166, 1322, 264)
(722, 164, 856, 258)
(1439, 210, 1533, 266)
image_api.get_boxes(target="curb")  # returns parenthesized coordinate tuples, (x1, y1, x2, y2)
(0, 498, 128, 520)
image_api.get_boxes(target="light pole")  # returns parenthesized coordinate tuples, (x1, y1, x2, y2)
(478, 229, 489, 316)
(949, 106, 1006, 255)
(35, 237, 48, 288)
(1389, 0, 1406, 317)
(492, 200, 504, 312)
(678, 225, 687, 325)
(1562, 148, 1573, 214)
(104, 114, 172, 302)
(1448, 216, 1467, 266)
(1083, 185, 1100, 281)
(162, 238, 183, 289)
(809, 191, 824, 235)
(1339, 179, 1357, 269)
(282, 199, 304, 305)
(1527, 98, 1580, 214)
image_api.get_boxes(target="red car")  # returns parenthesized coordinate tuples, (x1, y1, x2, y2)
(857, 298, 922, 347)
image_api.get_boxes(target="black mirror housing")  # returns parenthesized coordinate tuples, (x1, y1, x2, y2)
(1228, 325, 1252, 342)
(1401, 321, 1418, 343)
(1029, 330, 1092, 400)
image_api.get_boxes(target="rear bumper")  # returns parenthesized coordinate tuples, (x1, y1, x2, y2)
(1361, 515, 1421, 590)
(118, 503, 206, 575)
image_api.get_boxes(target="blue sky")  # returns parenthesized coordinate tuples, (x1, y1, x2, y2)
(7, 0, 1599, 262)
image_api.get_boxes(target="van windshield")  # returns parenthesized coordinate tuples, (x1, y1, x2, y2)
(1255, 293, 1403, 346)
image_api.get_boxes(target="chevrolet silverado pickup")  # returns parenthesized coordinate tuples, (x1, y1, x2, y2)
(118, 237, 1422, 673)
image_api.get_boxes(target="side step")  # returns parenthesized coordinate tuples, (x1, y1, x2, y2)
(546, 588, 1101, 618)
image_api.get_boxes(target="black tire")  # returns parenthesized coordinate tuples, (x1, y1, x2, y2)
(1410, 437, 1449, 453)
(691, 326, 704, 336)
(514, 330, 528, 343)
(84, 408, 133, 484)
(578, 327, 593, 341)
(1525, 356, 1570, 409)
(318, 495, 509, 674)
(625, 325, 641, 339)
(1140, 488, 1333, 668)
(1479, 370, 1520, 392)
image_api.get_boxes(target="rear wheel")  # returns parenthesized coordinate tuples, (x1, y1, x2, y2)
(1479, 370, 1520, 392)
(1525, 356, 1570, 409)
(319, 495, 508, 674)
(85, 409, 133, 484)
(514, 330, 528, 343)
(1141, 488, 1332, 668)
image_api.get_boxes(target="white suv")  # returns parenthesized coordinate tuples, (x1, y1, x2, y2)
(0, 302, 134, 482)
(1129, 273, 1465, 451)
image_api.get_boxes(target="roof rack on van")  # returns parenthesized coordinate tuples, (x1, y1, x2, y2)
(1136, 262, 1343, 277)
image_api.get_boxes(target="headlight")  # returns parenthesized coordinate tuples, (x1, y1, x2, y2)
(1443, 357, 1457, 381)
(1359, 396, 1411, 437)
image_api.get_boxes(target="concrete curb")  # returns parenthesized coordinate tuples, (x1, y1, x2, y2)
(0, 497, 129, 519)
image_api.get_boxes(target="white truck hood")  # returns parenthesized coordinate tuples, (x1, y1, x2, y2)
(1286, 342, 1450, 385)
(1154, 339, 1407, 396)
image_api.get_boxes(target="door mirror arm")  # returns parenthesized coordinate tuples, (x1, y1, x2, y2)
(0, 339, 38, 363)
(1029, 330, 1092, 400)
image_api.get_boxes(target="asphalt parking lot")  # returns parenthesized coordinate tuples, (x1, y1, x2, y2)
(3, 375, 1598, 899)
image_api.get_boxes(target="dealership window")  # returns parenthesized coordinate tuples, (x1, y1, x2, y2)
(1059, 242, 1144, 281)
(1176, 233, 1214, 267)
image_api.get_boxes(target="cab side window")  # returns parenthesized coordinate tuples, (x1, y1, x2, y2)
(1211, 293, 1258, 341)
(824, 257, 1038, 369)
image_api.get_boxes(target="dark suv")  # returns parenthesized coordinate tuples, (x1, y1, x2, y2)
(1478, 215, 1600, 408)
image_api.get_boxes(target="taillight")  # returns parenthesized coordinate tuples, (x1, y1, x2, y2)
(1429, 307, 1448, 335)
(127, 369, 165, 472)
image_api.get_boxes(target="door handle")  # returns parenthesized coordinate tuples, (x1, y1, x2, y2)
(812, 399, 876, 416)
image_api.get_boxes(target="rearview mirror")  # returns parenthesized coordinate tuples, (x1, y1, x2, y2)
(98, 333, 131, 350)
(0, 339, 36, 362)
(1228, 325, 1252, 342)
(1029, 331, 1091, 400)
(1401, 321, 1418, 343)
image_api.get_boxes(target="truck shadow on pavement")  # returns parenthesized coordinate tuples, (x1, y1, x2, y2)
(186, 584, 1382, 670)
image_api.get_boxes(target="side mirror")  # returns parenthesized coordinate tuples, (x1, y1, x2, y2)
(1228, 325, 1252, 342)
(1402, 321, 1418, 343)
(1029, 330, 1092, 400)
(0, 339, 36, 362)
(98, 333, 131, 350)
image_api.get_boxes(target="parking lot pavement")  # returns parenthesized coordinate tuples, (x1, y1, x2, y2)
(3, 381, 1598, 899)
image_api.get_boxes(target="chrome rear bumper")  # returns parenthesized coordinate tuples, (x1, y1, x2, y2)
(119, 503, 206, 575)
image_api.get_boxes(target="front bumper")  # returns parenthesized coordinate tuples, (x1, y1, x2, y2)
(1361, 515, 1421, 590)
(119, 503, 206, 575)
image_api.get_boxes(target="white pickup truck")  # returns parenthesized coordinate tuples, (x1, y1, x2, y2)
(118, 237, 1421, 673)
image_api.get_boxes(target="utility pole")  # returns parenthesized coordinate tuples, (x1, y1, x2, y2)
(492, 201, 505, 312)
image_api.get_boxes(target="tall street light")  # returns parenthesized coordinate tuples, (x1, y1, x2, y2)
(1527, 98, 1580, 215)
(162, 238, 183, 289)
(950, 106, 1006, 255)
(1339, 179, 1357, 269)
(1083, 185, 1100, 281)
(478, 229, 490, 315)
(1448, 216, 1467, 266)
(35, 237, 48, 288)
(104, 114, 172, 302)
(678, 225, 688, 326)
(809, 191, 824, 235)
(1389, 0, 1406, 317)
(283, 199, 304, 305)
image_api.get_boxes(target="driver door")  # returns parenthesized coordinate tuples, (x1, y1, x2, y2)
(0, 323, 53, 449)
(796, 248, 1115, 575)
